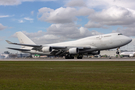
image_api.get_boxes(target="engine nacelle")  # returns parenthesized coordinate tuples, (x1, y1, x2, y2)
(69, 48, 79, 54)
(42, 47, 52, 52)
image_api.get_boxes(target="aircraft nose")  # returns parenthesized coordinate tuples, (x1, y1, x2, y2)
(125, 37, 132, 44)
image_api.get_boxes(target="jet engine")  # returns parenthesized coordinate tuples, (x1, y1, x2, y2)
(69, 48, 79, 54)
(42, 47, 52, 52)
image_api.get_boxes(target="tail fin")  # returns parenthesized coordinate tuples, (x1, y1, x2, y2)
(16, 32, 36, 45)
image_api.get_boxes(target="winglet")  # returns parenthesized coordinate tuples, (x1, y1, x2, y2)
(6, 40, 13, 44)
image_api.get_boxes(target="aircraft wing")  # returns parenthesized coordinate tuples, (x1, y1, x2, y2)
(6, 40, 68, 52)
(6, 40, 97, 56)
(7, 47, 30, 51)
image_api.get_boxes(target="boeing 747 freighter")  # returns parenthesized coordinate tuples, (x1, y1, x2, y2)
(6, 32, 132, 59)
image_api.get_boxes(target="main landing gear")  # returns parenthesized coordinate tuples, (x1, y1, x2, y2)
(77, 55, 83, 59)
(65, 54, 74, 59)
(65, 54, 83, 59)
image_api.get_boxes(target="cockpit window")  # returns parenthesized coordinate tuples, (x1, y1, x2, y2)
(118, 33, 123, 35)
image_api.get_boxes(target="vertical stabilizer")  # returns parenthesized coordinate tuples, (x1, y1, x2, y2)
(16, 32, 36, 45)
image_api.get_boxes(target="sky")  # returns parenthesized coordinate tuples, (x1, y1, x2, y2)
(1, 0, 135, 53)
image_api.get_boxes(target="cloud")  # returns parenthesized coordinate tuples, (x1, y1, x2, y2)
(85, 6, 135, 28)
(24, 17, 33, 21)
(79, 27, 101, 36)
(18, 17, 33, 23)
(66, 0, 86, 7)
(77, 7, 94, 16)
(18, 19, 24, 23)
(22, 30, 45, 38)
(85, 21, 103, 28)
(38, 7, 77, 23)
(38, 7, 94, 24)
(21, 0, 56, 1)
(0, 23, 7, 30)
(0, 0, 21, 5)
(0, 15, 14, 18)
(46, 23, 81, 39)
(34, 34, 62, 44)
(86, 0, 135, 9)
(0, 0, 56, 6)
(31, 11, 34, 15)
(0, 15, 10, 18)
(47, 23, 101, 39)
(0, 38, 2, 41)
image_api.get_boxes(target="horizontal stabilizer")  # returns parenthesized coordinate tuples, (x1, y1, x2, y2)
(6, 40, 13, 44)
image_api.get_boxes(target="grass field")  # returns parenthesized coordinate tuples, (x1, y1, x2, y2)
(0, 61, 135, 90)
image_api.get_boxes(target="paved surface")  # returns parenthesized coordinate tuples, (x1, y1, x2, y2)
(1, 58, 135, 61)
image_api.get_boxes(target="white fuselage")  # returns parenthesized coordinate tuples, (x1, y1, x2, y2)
(45, 33, 132, 50)
(120, 52, 135, 57)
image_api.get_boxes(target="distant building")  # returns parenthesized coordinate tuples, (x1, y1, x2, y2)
(100, 50, 117, 57)
(17, 53, 30, 58)
(0, 51, 31, 59)
(1, 51, 10, 58)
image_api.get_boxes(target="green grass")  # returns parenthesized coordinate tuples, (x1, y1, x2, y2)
(0, 61, 135, 90)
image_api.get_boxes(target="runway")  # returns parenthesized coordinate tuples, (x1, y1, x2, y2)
(1, 58, 135, 61)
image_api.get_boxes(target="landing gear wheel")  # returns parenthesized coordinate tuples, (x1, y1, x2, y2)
(65, 55, 74, 59)
(77, 57, 82, 59)
(77, 55, 83, 59)
(116, 51, 119, 54)
(65, 56, 69, 59)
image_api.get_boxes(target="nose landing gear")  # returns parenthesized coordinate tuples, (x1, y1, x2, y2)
(116, 48, 120, 54)
(116, 48, 120, 58)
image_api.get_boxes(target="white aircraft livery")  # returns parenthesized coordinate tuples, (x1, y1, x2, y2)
(6, 32, 132, 59)
(120, 52, 135, 57)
